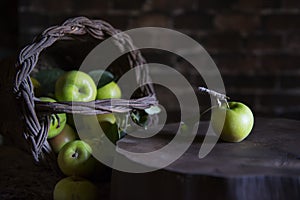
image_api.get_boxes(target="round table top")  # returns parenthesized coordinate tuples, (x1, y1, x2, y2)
(112, 117, 300, 200)
(116, 117, 300, 177)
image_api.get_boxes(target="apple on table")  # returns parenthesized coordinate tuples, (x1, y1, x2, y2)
(53, 176, 99, 200)
(212, 101, 254, 142)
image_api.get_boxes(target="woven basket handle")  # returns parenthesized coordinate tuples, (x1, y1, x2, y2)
(13, 16, 156, 163)
(15, 16, 153, 93)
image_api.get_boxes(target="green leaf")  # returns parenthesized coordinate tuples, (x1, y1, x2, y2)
(34, 68, 65, 96)
(100, 122, 120, 144)
(145, 105, 161, 115)
(88, 69, 115, 88)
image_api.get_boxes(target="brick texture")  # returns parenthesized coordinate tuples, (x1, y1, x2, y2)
(152, 0, 198, 12)
(0, 0, 298, 120)
(261, 54, 300, 71)
(173, 12, 213, 30)
(234, 0, 281, 10)
(262, 13, 300, 31)
(282, 0, 300, 8)
(245, 33, 283, 51)
(214, 13, 260, 32)
(197, 32, 244, 53)
(131, 12, 172, 27)
(286, 32, 300, 51)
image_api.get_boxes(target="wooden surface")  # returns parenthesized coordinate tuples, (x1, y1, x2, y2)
(111, 118, 300, 200)
(0, 144, 111, 200)
(0, 115, 299, 199)
(0, 146, 60, 200)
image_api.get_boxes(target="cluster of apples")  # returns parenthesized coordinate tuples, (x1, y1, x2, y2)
(31, 69, 122, 200)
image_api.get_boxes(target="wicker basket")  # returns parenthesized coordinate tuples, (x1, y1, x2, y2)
(13, 16, 157, 164)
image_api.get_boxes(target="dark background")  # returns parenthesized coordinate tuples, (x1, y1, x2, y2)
(1, 0, 300, 120)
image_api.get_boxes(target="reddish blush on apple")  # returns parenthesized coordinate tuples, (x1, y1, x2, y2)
(49, 124, 78, 153)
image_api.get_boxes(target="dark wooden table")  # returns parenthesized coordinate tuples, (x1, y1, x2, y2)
(111, 118, 300, 200)
(0, 144, 112, 200)
(0, 117, 299, 200)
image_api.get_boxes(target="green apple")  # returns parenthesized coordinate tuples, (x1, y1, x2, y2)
(97, 113, 116, 124)
(57, 140, 96, 177)
(30, 77, 42, 97)
(55, 70, 97, 102)
(49, 124, 78, 153)
(212, 101, 254, 142)
(40, 97, 67, 139)
(53, 176, 99, 200)
(97, 113, 120, 144)
(96, 81, 121, 100)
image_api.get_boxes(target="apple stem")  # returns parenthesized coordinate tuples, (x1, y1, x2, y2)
(72, 151, 79, 159)
(225, 101, 230, 109)
(198, 87, 229, 108)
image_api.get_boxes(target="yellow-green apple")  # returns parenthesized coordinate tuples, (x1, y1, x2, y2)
(96, 81, 121, 100)
(97, 113, 120, 144)
(57, 140, 96, 177)
(40, 97, 67, 139)
(55, 70, 97, 102)
(95, 80, 121, 143)
(53, 176, 99, 200)
(212, 101, 254, 142)
(97, 113, 116, 124)
(49, 124, 78, 153)
(30, 77, 42, 97)
(73, 114, 119, 144)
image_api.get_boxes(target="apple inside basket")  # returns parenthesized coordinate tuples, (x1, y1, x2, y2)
(14, 16, 158, 165)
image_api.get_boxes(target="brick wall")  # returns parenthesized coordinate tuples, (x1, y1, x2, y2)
(15, 0, 300, 120)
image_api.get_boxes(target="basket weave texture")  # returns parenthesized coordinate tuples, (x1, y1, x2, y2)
(13, 16, 157, 163)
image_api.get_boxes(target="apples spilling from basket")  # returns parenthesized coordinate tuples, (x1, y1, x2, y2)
(31, 69, 136, 199)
